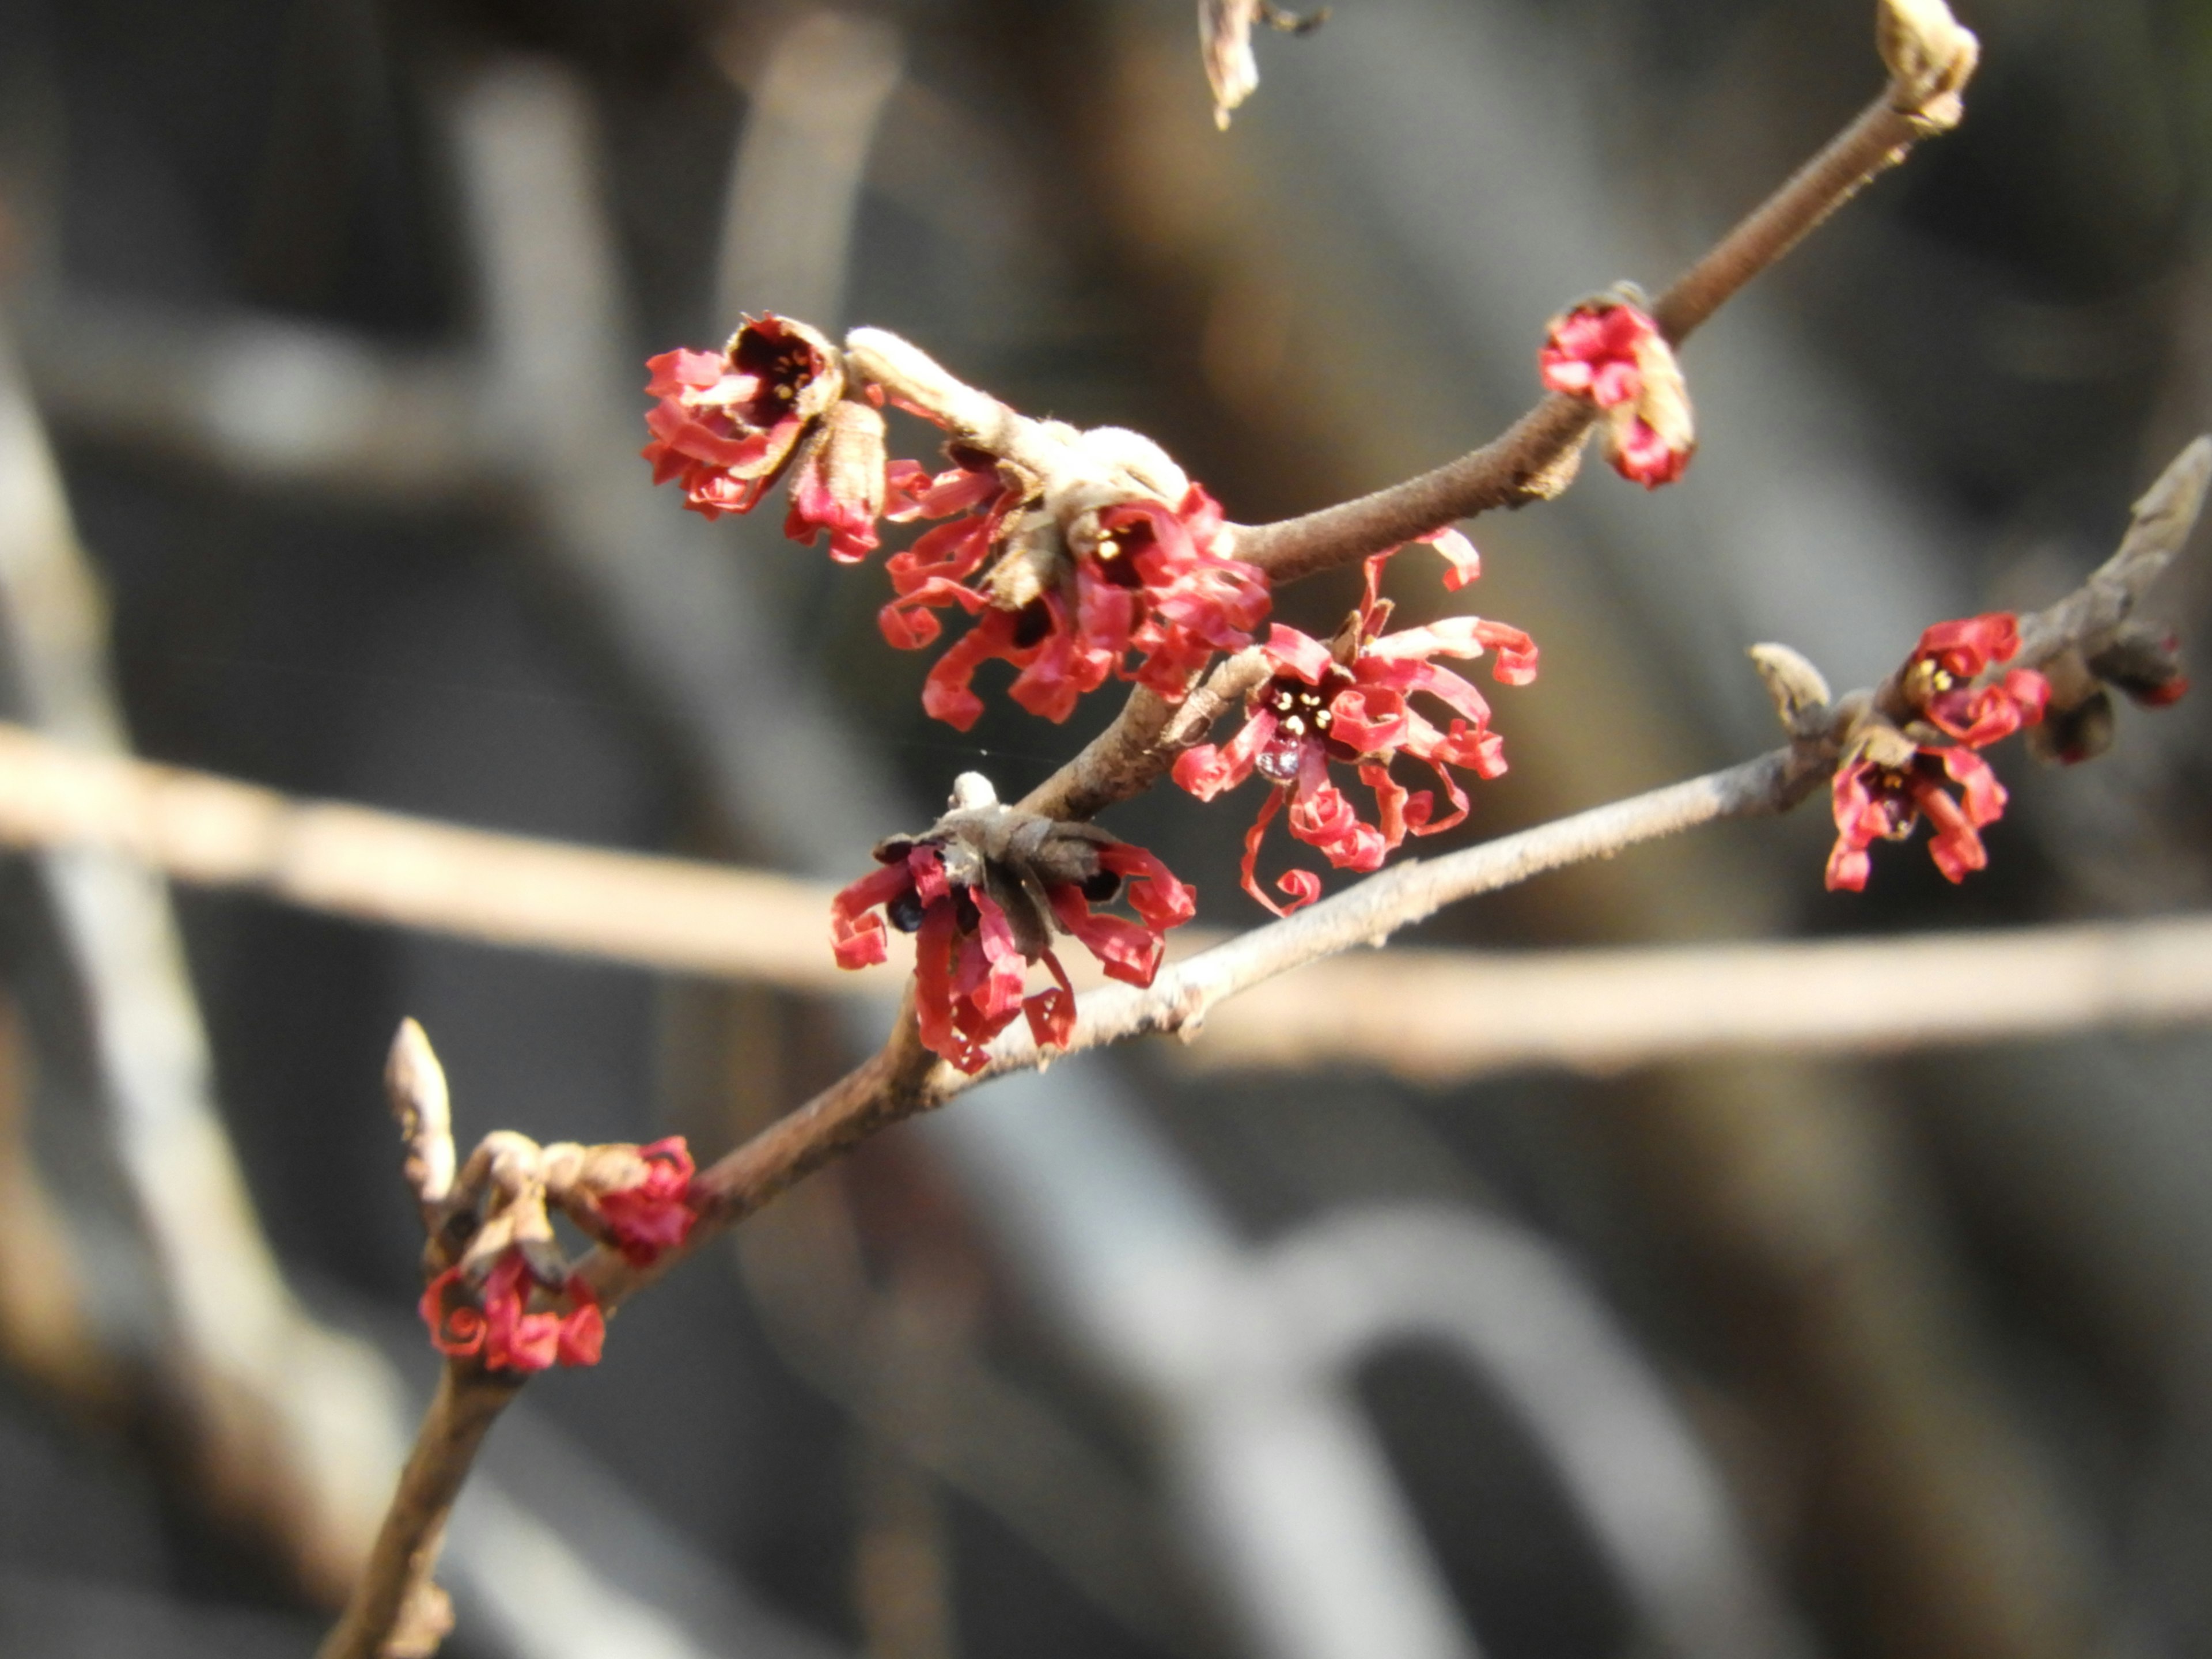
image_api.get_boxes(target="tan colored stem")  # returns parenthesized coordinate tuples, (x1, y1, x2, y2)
(1234, 93, 1933, 585)
(317, 1364, 522, 1659)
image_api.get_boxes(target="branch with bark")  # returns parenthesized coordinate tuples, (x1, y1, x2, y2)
(324, 7, 2205, 1656)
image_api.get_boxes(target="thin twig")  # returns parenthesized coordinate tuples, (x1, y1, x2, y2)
(314, 1365, 524, 1659)
(1232, 93, 1938, 586)
(991, 751, 1802, 1071)
(1177, 913, 2212, 1081)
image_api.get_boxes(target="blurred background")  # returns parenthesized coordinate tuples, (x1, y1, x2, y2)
(0, 0, 2209, 1656)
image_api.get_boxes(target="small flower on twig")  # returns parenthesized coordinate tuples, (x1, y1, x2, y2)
(1539, 296, 1696, 489)
(878, 444, 1271, 729)
(1824, 611, 2048, 891)
(1825, 728, 2006, 892)
(829, 774, 1195, 1071)
(1896, 612, 2050, 745)
(642, 315, 846, 520)
(388, 1024, 700, 1373)
(1173, 552, 1536, 914)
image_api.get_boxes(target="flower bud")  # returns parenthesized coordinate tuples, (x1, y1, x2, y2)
(785, 397, 889, 564)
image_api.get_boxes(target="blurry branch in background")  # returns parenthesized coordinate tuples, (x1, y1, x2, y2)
(715, 12, 902, 328)
(1184, 915, 2212, 1080)
(0, 720, 865, 986)
(2, 717, 2206, 1084)
(0, 336, 407, 1603)
(0, 994, 118, 1410)
(0, 331, 839, 1659)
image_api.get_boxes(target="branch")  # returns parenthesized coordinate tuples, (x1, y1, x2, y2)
(314, 1365, 523, 1659)
(1176, 913, 2212, 1081)
(990, 751, 1805, 1070)
(1233, 85, 1961, 585)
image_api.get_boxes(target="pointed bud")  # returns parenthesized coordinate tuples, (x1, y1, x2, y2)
(1749, 643, 1833, 736)
(387, 1018, 453, 1214)
(1877, 0, 1979, 131)
(785, 398, 889, 563)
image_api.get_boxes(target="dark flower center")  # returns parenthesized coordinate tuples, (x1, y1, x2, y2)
(1256, 671, 1350, 782)
(730, 328, 820, 429)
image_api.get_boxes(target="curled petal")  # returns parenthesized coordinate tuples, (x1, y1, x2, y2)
(1327, 685, 1411, 756)
(912, 899, 969, 1070)
(908, 846, 950, 904)
(921, 608, 1022, 732)
(482, 1255, 562, 1373)
(966, 887, 1032, 1022)
(1024, 950, 1078, 1052)
(1096, 842, 1198, 930)
(1236, 789, 1294, 918)
(1942, 746, 2007, 827)
(1047, 885, 1166, 987)
(1263, 624, 1335, 684)
(1916, 613, 2020, 679)
(597, 1138, 698, 1266)
(419, 1267, 486, 1358)
(1358, 656, 1496, 731)
(1358, 761, 1412, 853)
(1413, 527, 1482, 591)
(1538, 304, 1654, 408)
(830, 862, 911, 969)
(1173, 707, 1278, 801)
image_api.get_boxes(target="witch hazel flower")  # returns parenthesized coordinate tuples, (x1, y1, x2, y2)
(1823, 611, 2049, 892)
(876, 430, 1271, 729)
(1539, 294, 1696, 489)
(1825, 729, 2008, 892)
(390, 1030, 704, 1372)
(644, 315, 895, 563)
(1897, 612, 2050, 745)
(829, 774, 1195, 1073)
(1173, 552, 1537, 915)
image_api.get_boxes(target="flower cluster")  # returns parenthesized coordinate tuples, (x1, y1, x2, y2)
(1825, 612, 2049, 891)
(1539, 298, 1696, 488)
(418, 1134, 700, 1373)
(878, 449, 1271, 730)
(645, 327, 1271, 730)
(1174, 550, 1537, 914)
(831, 775, 1195, 1071)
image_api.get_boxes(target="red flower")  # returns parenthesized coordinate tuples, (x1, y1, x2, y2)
(593, 1138, 700, 1266)
(1825, 745, 2006, 892)
(642, 316, 843, 521)
(1899, 613, 2050, 745)
(1539, 304, 1653, 409)
(877, 472, 1270, 730)
(1173, 554, 1537, 915)
(830, 798, 1195, 1073)
(418, 1257, 607, 1373)
(1538, 300, 1695, 490)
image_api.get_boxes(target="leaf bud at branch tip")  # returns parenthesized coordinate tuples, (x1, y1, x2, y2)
(1877, 0, 1980, 132)
(1749, 643, 1834, 737)
(388, 1017, 454, 1212)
